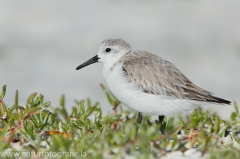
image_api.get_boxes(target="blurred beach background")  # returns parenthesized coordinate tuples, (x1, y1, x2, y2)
(0, 0, 239, 119)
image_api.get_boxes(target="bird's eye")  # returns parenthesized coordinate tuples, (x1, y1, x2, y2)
(106, 48, 111, 52)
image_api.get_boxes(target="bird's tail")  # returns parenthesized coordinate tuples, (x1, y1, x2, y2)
(209, 95, 231, 105)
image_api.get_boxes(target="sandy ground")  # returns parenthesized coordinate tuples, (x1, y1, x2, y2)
(0, 0, 240, 119)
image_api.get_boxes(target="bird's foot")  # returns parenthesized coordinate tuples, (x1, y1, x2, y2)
(159, 115, 165, 134)
(137, 112, 142, 123)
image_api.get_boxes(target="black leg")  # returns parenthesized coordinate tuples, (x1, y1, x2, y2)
(159, 115, 165, 134)
(159, 115, 164, 124)
(137, 112, 142, 123)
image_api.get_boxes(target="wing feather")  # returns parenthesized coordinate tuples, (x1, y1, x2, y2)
(121, 50, 230, 104)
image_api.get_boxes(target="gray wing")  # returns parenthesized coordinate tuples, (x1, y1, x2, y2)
(121, 50, 230, 104)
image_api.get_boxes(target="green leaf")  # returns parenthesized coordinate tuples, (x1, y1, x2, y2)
(42, 101, 51, 108)
(80, 100, 85, 115)
(26, 92, 37, 107)
(60, 95, 68, 118)
(0, 85, 6, 100)
(60, 94, 65, 107)
(39, 94, 44, 102)
(213, 116, 220, 132)
(106, 92, 113, 105)
(87, 98, 91, 108)
(191, 109, 200, 127)
(233, 100, 239, 115)
(14, 90, 19, 106)
(231, 112, 237, 121)
(71, 107, 78, 117)
(84, 106, 95, 119)
(109, 114, 122, 123)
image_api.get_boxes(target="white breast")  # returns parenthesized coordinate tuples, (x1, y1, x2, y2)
(102, 63, 197, 116)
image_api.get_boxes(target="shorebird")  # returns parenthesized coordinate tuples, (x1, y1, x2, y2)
(76, 38, 231, 130)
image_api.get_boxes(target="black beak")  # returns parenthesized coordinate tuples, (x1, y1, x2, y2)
(76, 55, 99, 70)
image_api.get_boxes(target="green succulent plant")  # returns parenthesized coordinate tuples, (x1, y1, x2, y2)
(0, 85, 239, 159)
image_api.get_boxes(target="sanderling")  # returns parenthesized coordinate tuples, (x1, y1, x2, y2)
(76, 38, 231, 128)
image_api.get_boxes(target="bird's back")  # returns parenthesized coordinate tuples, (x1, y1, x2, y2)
(120, 50, 231, 105)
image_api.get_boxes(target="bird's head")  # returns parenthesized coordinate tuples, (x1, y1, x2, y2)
(76, 38, 131, 70)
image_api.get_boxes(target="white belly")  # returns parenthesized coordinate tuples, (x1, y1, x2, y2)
(102, 64, 197, 116)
